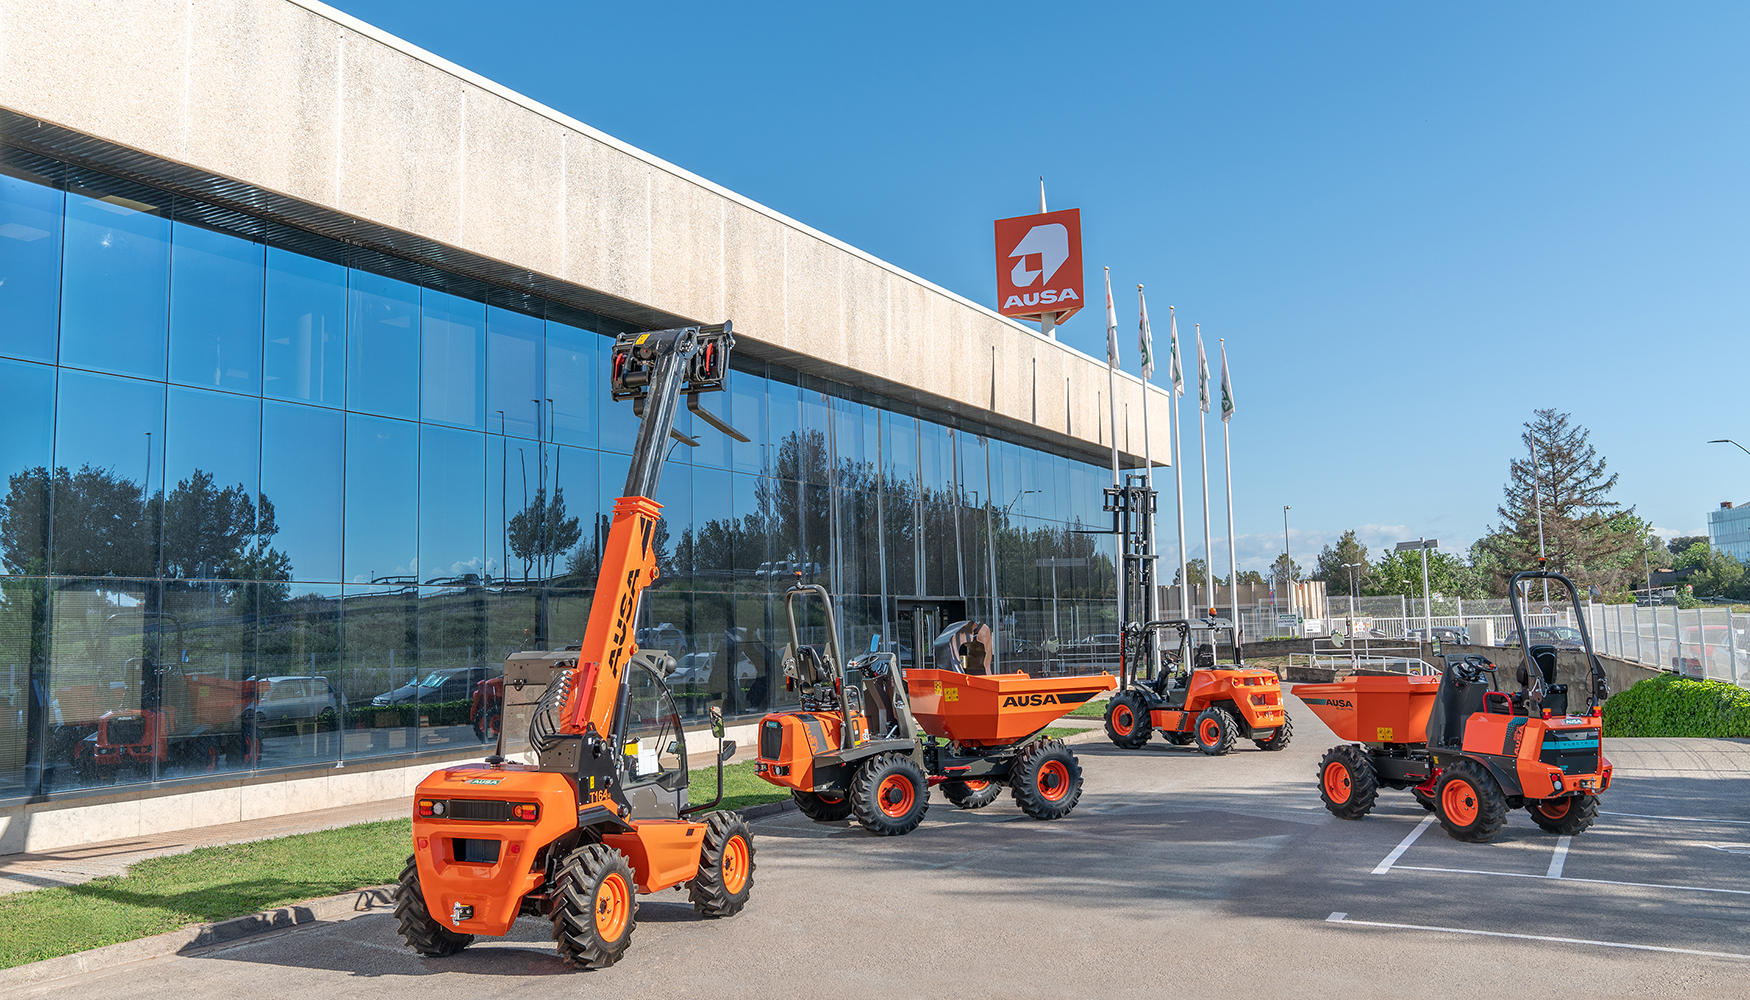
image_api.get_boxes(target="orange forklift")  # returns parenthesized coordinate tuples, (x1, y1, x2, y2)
(396, 324, 754, 969)
(1103, 615, 1291, 755)
(754, 586, 1115, 835)
(1298, 568, 1613, 842)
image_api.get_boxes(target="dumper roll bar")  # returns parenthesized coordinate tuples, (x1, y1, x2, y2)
(1506, 567, 1610, 711)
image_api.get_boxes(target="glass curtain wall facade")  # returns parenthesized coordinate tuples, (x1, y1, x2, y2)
(0, 147, 1117, 803)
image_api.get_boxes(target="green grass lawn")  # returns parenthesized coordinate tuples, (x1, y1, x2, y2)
(1067, 697, 1111, 718)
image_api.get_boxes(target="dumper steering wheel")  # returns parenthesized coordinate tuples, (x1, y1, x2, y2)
(1452, 654, 1496, 684)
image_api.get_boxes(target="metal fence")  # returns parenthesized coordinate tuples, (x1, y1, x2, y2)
(1582, 603, 1749, 687)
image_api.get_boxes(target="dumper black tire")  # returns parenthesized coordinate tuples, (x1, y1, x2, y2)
(1253, 715, 1293, 751)
(1317, 745, 1378, 820)
(1412, 786, 1436, 812)
(1194, 707, 1238, 756)
(394, 855, 473, 957)
(851, 753, 929, 836)
(942, 779, 1002, 809)
(1434, 758, 1508, 843)
(1164, 731, 1194, 746)
(791, 789, 853, 822)
(1009, 739, 1084, 820)
(688, 811, 755, 917)
(1527, 794, 1599, 836)
(1104, 692, 1152, 749)
(552, 843, 638, 969)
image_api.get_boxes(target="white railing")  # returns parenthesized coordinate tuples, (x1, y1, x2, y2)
(1582, 603, 1748, 688)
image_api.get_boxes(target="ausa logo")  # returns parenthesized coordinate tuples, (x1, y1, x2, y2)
(1000, 691, 1096, 708)
(1301, 697, 1353, 710)
(993, 208, 1084, 322)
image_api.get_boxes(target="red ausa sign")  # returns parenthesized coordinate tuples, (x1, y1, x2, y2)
(993, 208, 1084, 323)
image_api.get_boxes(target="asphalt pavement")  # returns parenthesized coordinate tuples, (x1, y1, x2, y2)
(12, 696, 1749, 999)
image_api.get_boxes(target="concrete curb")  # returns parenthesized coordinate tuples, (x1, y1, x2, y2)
(0, 886, 396, 989)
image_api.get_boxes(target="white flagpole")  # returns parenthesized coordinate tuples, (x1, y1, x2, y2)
(1197, 325, 1213, 616)
(1221, 339, 1238, 628)
(1169, 309, 1189, 620)
(1104, 268, 1123, 646)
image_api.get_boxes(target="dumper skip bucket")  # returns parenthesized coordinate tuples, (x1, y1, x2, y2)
(1294, 674, 1440, 745)
(905, 669, 1116, 747)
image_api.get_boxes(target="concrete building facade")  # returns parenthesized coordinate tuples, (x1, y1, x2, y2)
(0, 0, 1169, 852)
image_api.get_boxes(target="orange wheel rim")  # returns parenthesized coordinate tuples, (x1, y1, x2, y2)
(877, 774, 916, 818)
(1442, 780, 1479, 826)
(1322, 761, 1351, 803)
(720, 835, 749, 895)
(594, 872, 630, 941)
(1538, 799, 1570, 820)
(1199, 718, 1220, 743)
(1113, 706, 1134, 735)
(818, 794, 845, 804)
(1037, 760, 1071, 802)
(963, 780, 989, 791)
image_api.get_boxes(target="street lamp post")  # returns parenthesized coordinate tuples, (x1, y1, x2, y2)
(1396, 538, 1438, 647)
(1342, 561, 1362, 672)
(1282, 505, 1293, 620)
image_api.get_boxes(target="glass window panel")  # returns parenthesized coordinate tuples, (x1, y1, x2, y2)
(595, 335, 639, 454)
(654, 464, 692, 588)
(0, 359, 56, 575)
(0, 167, 64, 364)
(339, 582, 420, 761)
(168, 222, 263, 394)
(551, 444, 597, 584)
(261, 400, 344, 583)
(421, 289, 485, 429)
(52, 371, 165, 577)
(487, 306, 542, 440)
(346, 270, 419, 419)
(690, 467, 733, 586)
(162, 387, 260, 581)
(344, 414, 418, 585)
(418, 425, 485, 586)
(60, 189, 170, 379)
(546, 320, 597, 448)
(729, 370, 767, 475)
(263, 247, 346, 407)
(730, 472, 766, 577)
(766, 378, 800, 479)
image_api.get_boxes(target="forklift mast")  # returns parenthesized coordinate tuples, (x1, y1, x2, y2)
(559, 323, 739, 741)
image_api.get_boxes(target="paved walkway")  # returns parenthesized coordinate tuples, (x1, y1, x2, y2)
(0, 799, 410, 895)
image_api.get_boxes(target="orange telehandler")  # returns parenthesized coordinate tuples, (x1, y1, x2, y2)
(754, 586, 1115, 835)
(395, 324, 754, 969)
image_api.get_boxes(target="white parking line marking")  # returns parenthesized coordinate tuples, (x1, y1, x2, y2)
(1372, 815, 1435, 874)
(1546, 835, 1571, 878)
(1324, 912, 1750, 960)
(1390, 864, 1750, 897)
(1602, 810, 1750, 826)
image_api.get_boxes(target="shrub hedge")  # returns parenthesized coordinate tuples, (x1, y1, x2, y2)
(1603, 673, 1750, 738)
(343, 699, 474, 729)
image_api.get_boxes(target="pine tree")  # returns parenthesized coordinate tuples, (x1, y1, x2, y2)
(1479, 408, 1644, 592)
(1313, 529, 1369, 596)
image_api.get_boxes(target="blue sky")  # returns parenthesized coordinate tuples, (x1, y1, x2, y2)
(331, 0, 1750, 573)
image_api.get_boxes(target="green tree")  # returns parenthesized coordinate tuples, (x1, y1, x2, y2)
(1269, 552, 1301, 587)
(1667, 535, 1708, 557)
(1313, 530, 1370, 595)
(1478, 409, 1642, 592)
(1365, 548, 1484, 599)
(507, 487, 583, 582)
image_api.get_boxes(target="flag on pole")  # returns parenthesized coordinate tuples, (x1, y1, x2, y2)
(1219, 340, 1235, 423)
(1168, 309, 1184, 397)
(1196, 325, 1210, 414)
(1137, 287, 1154, 379)
(1103, 268, 1119, 367)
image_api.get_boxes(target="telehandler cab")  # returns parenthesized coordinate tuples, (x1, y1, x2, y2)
(1298, 568, 1613, 842)
(1103, 615, 1291, 755)
(753, 585, 1115, 835)
(395, 323, 754, 969)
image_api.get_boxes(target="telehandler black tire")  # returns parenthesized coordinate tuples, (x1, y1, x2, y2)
(551, 843, 638, 968)
(1009, 739, 1084, 820)
(1434, 758, 1508, 843)
(1317, 745, 1378, 820)
(942, 779, 1002, 809)
(1253, 715, 1293, 751)
(1104, 692, 1152, 749)
(1527, 794, 1599, 836)
(688, 810, 755, 917)
(791, 789, 853, 822)
(394, 855, 473, 957)
(1194, 707, 1238, 755)
(851, 753, 929, 836)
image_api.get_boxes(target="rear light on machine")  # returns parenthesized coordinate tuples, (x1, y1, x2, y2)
(511, 803, 539, 821)
(418, 799, 435, 817)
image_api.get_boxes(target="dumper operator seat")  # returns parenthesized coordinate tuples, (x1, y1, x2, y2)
(1515, 645, 1569, 717)
(1426, 655, 1495, 749)
(854, 652, 903, 738)
(1193, 642, 1216, 671)
(789, 645, 833, 701)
